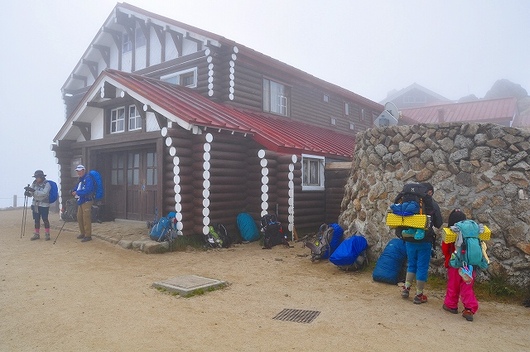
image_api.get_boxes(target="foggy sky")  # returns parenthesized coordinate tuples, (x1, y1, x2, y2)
(1, 0, 529, 208)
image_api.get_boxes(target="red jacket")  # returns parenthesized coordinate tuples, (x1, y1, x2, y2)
(441, 241, 455, 268)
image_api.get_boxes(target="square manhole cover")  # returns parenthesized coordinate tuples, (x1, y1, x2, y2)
(152, 275, 226, 297)
(273, 308, 321, 324)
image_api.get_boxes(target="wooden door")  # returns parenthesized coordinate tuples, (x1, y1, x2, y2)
(108, 149, 157, 221)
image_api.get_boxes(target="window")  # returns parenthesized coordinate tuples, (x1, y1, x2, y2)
(127, 152, 140, 186)
(128, 105, 142, 131)
(323, 94, 330, 103)
(122, 33, 132, 53)
(161, 68, 197, 88)
(111, 154, 125, 185)
(344, 103, 350, 115)
(135, 26, 146, 48)
(349, 122, 355, 130)
(330, 117, 336, 125)
(110, 107, 125, 133)
(263, 78, 289, 116)
(146, 152, 157, 186)
(302, 154, 325, 191)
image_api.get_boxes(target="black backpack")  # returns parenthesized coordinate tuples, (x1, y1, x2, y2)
(205, 223, 232, 248)
(393, 183, 429, 215)
(260, 214, 289, 249)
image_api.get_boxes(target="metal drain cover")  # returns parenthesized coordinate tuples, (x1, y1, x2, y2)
(273, 309, 321, 324)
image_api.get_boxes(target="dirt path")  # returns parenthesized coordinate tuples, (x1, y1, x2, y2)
(1, 209, 529, 351)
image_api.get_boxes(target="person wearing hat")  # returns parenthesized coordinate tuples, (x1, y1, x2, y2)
(441, 209, 479, 322)
(71, 165, 95, 242)
(25, 170, 52, 240)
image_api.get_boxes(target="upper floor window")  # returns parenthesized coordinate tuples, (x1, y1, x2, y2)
(110, 105, 142, 134)
(330, 117, 336, 125)
(263, 78, 289, 116)
(110, 107, 125, 133)
(161, 68, 197, 88)
(135, 26, 146, 48)
(302, 154, 325, 191)
(344, 103, 350, 115)
(323, 94, 330, 103)
(122, 33, 132, 53)
(128, 105, 142, 131)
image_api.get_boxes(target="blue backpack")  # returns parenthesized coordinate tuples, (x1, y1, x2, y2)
(46, 180, 58, 204)
(149, 212, 177, 242)
(329, 234, 368, 270)
(450, 220, 488, 269)
(89, 170, 104, 201)
(236, 213, 260, 242)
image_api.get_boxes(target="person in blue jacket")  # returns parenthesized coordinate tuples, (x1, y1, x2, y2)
(71, 165, 94, 242)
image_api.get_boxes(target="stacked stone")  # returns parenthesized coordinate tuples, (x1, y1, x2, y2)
(339, 122, 530, 287)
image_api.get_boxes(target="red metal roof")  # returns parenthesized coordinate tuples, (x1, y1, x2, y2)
(103, 69, 355, 158)
(401, 97, 518, 124)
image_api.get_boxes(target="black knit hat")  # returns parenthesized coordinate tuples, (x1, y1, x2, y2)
(448, 209, 466, 226)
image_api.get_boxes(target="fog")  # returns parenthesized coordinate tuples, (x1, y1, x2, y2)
(1, 0, 528, 208)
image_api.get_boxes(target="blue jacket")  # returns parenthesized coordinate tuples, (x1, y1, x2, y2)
(72, 173, 94, 205)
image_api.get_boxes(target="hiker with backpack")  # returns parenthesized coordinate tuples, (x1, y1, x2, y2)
(400, 182, 443, 304)
(441, 209, 485, 322)
(71, 165, 95, 242)
(25, 170, 52, 241)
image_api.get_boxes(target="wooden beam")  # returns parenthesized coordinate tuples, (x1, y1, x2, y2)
(92, 44, 110, 67)
(166, 26, 183, 57)
(72, 121, 91, 141)
(71, 73, 87, 86)
(151, 23, 165, 63)
(82, 59, 98, 80)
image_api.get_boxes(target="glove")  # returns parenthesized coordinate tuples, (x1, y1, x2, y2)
(24, 186, 35, 192)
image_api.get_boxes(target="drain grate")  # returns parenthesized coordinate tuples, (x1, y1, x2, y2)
(272, 308, 321, 324)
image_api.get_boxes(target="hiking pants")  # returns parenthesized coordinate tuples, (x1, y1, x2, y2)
(444, 266, 479, 313)
(77, 201, 93, 237)
(32, 205, 50, 231)
(405, 241, 432, 282)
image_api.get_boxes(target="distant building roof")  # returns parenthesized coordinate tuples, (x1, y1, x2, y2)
(400, 97, 519, 126)
(381, 83, 451, 109)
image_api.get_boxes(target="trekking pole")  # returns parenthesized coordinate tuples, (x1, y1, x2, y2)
(53, 220, 67, 244)
(20, 187, 29, 238)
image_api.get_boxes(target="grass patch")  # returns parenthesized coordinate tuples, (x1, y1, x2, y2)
(168, 234, 207, 251)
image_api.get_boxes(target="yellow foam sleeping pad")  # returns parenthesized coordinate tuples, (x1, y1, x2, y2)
(385, 212, 431, 230)
(442, 225, 491, 243)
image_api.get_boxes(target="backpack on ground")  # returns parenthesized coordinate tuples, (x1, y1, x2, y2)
(304, 223, 343, 262)
(329, 234, 368, 271)
(89, 170, 104, 202)
(205, 223, 232, 248)
(46, 180, 58, 204)
(260, 214, 289, 249)
(372, 238, 408, 284)
(236, 212, 260, 242)
(149, 212, 177, 242)
(61, 198, 78, 222)
(448, 220, 489, 270)
(386, 183, 432, 240)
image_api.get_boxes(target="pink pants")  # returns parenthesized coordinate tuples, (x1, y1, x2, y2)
(444, 267, 479, 313)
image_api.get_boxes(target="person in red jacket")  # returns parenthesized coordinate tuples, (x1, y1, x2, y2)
(442, 209, 479, 322)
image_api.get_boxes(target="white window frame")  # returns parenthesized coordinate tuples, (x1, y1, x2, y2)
(122, 33, 132, 53)
(349, 122, 355, 130)
(161, 68, 198, 88)
(110, 107, 125, 133)
(344, 102, 350, 115)
(128, 105, 142, 131)
(301, 154, 325, 191)
(263, 78, 289, 116)
(330, 117, 336, 125)
(135, 25, 146, 48)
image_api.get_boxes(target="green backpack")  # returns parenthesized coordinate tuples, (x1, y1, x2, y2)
(449, 220, 488, 269)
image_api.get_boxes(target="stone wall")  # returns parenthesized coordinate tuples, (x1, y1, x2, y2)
(338, 123, 530, 287)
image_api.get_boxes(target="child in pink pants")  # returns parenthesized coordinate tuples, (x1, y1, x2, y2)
(441, 209, 479, 322)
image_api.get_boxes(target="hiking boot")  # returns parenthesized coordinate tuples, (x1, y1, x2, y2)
(413, 293, 428, 304)
(76, 234, 85, 239)
(30, 234, 40, 241)
(45, 234, 51, 241)
(462, 309, 474, 321)
(81, 237, 92, 242)
(401, 286, 410, 299)
(442, 304, 458, 314)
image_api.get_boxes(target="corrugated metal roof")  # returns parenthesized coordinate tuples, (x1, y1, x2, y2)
(401, 97, 518, 124)
(87, 69, 356, 158)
